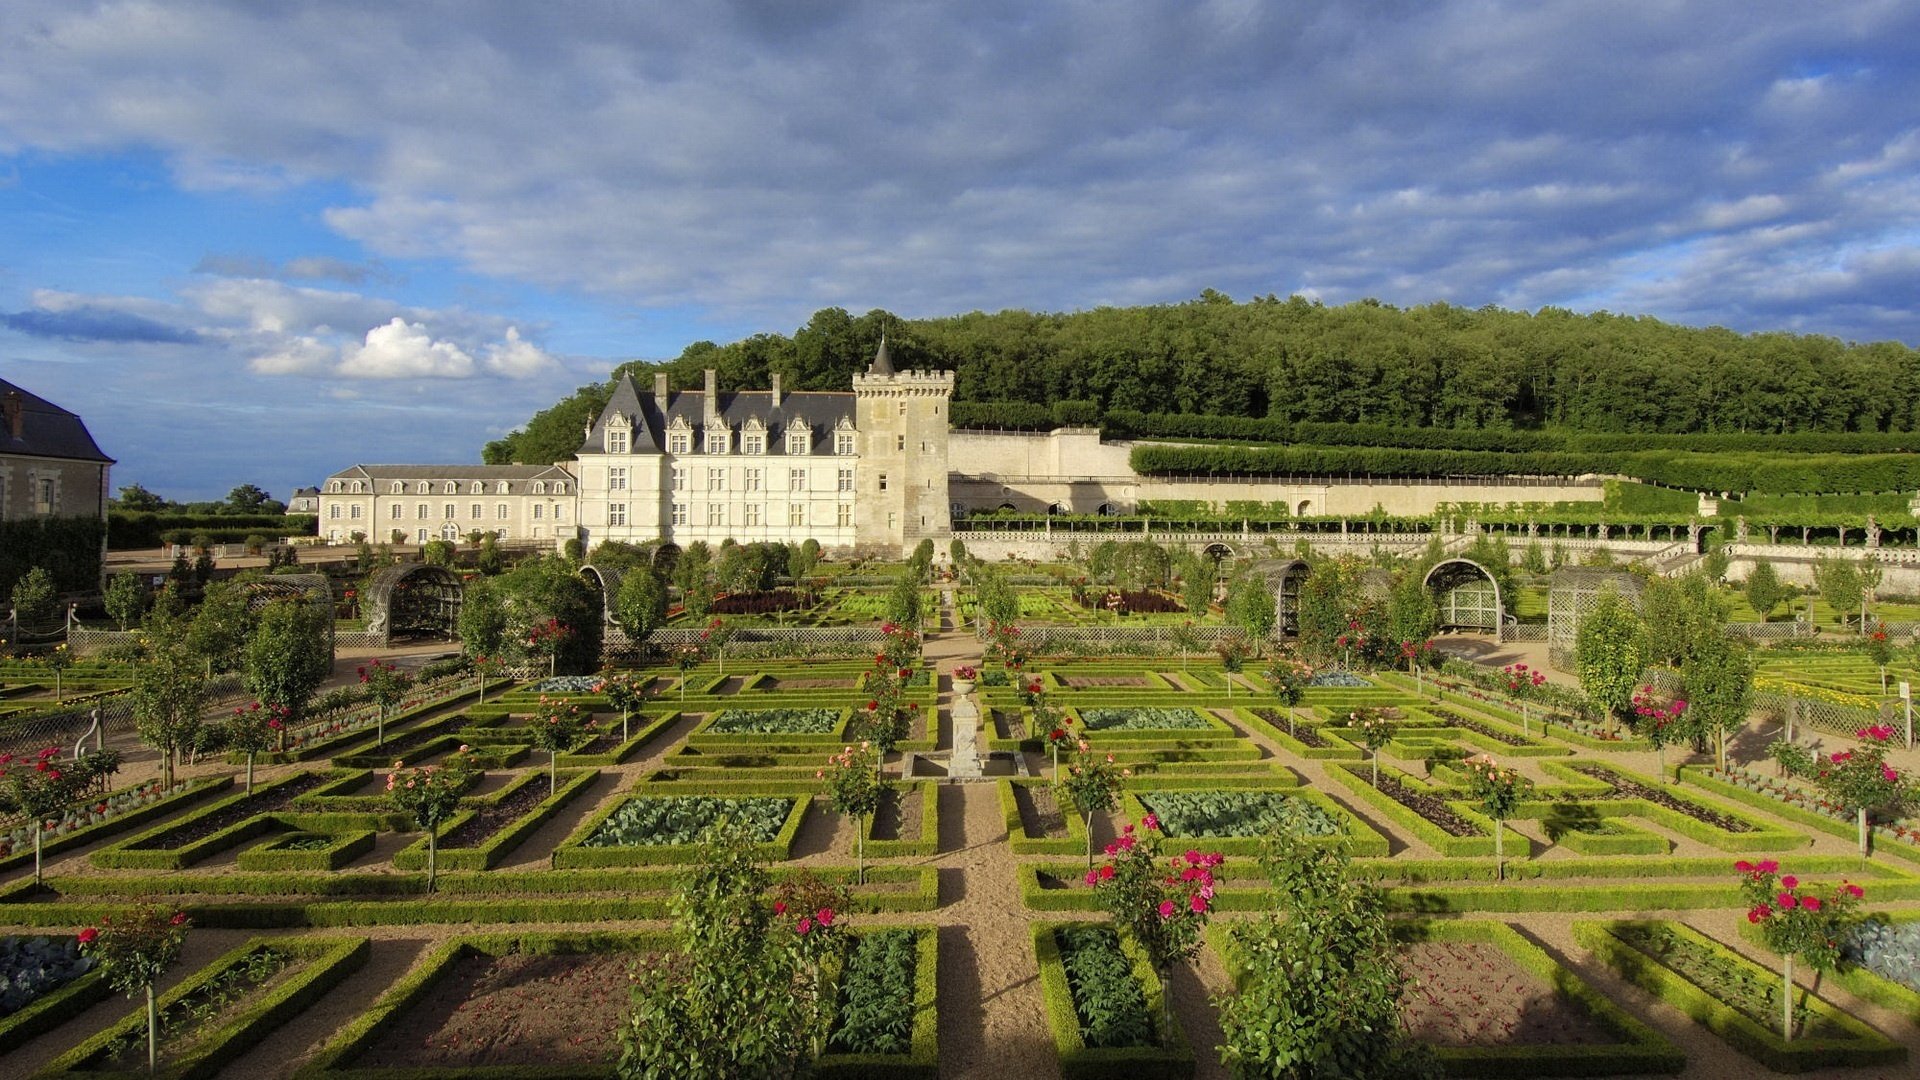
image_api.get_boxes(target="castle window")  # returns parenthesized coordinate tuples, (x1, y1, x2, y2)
(555, 504, 566, 521)
(471, 481, 483, 494)
(789, 503, 805, 527)
(789, 468, 805, 492)
(896, 435, 905, 451)
(835, 431, 855, 455)
(329, 480, 342, 494)
(608, 429, 628, 454)
(533, 504, 543, 520)
(444, 482, 456, 495)
(533, 482, 545, 494)
(350, 505, 362, 520)
(350, 481, 363, 494)
(898, 402, 906, 415)
(610, 467, 628, 491)
(444, 503, 456, 519)
(391, 504, 403, 520)
(744, 468, 762, 492)
(785, 425, 809, 455)
(878, 473, 888, 492)
(497, 481, 510, 494)
(837, 504, 852, 527)
(671, 467, 685, 491)
(705, 429, 729, 455)
(743, 432, 764, 455)
(668, 431, 690, 454)
(418, 481, 430, 494)
(837, 468, 853, 492)
(609, 503, 627, 526)
(391, 482, 403, 494)
(744, 504, 761, 526)
(329, 505, 341, 520)
(417, 503, 429, 520)
(471, 503, 483, 519)
(707, 468, 726, 492)
(671, 503, 688, 526)
(707, 503, 727, 526)
(497, 503, 509, 519)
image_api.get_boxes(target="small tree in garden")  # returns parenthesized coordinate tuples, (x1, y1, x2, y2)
(618, 824, 842, 1077)
(1462, 754, 1532, 881)
(223, 702, 285, 793)
(1224, 570, 1277, 642)
(1400, 638, 1436, 697)
(1059, 740, 1127, 868)
(242, 597, 331, 729)
(470, 652, 502, 706)
(855, 658, 917, 763)
(1214, 636, 1250, 699)
(1682, 629, 1754, 770)
(1737, 860, 1866, 1041)
(1216, 834, 1433, 1080)
(820, 742, 885, 882)
(1263, 654, 1313, 737)
(525, 696, 589, 795)
(130, 627, 208, 789)
(387, 745, 478, 892)
(1, 746, 84, 885)
(1632, 688, 1687, 783)
(1043, 714, 1078, 775)
(9, 565, 58, 627)
(104, 571, 148, 631)
(77, 905, 190, 1074)
(1745, 559, 1794, 622)
(1575, 586, 1648, 730)
(702, 617, 737, 676)
(44, 642, 73, 703)
(1350, 707, 1396, 787)
(1816, 726, 1911, 860)
(525, 617, 572, 676)
(670, 640, 705, 699)
(1501, 662, 1547, 734)
(1086, 814, 1221, 1044)
(1868, 623, 1893, 692)
(878, 620, 921, 670)
(1171, 619, 1202, 671)
(596, 669, 647, 742)
(358, 658, 413, 749)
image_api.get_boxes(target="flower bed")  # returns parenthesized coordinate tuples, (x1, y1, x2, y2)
(1076, 707, 1213, 732)
(1569, 764, 1765, 838)
(1033, 922, 1191, 1078)
(554, 792, 810, 867)
(1576, 919, 1905, 1071)
(38, 935, 368, 1078)
(707, 707, 842, 735)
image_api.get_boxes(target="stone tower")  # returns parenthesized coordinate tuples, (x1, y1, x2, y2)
(852, 335, 954, 556)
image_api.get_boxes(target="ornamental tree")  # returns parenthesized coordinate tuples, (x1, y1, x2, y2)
(387, 745, 478, 892)
(1400, 639, 1437, 697)
(1216, 833, 1433, 1080)
(618, 823, 844, 1077)
(1744, 559, 1794, 622)
(77, 905, 190, 1074)
(1575, 586, 1649, 729)
(1087, 814, 1221, 1045)
(1350, 707, 1397, 788)
(1736, 860, 1866, 1041)
(1, 746, 84, 885)
(1502, 662, 1548, 734)
(242, 597, 331, 729)
(1264, 655, 1312, 731)
(596, 669, 648, 742)
(526, 617, 572, 676)
(358, 659, 413, 748)
(224, 702, 286, 793)
(669, 640, 705, 699)
(525, 696, 589, 795)
(1059, 739, 1127, 868)
(130, 625, 209, 790)
(1462, 755, 1532, 882)
(1632, 688, 1687, 784)
(1681, 629, 1754, 770)
(104, 571, 148, 632)
(1171, 619, 1203, 671)
(819, 742, 885, 882)
(613, 568, 669, 643)
(854, 657, 917, 762)
(1867, 623, 1894, 692)
(1816, 726, 1911, 860)
(1215, 636, 1250, 699)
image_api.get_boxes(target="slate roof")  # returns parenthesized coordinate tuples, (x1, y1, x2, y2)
(0, 378, 114, 463)
(327, 464, 575, 482)
(581, 375, 856, 456)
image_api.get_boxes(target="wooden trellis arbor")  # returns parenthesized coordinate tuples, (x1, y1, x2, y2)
(1547, 569, 1644, 668)
(1424, 558, 1503, 635)
(363, 564, 464, 646)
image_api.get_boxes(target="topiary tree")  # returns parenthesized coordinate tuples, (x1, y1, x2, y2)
(1462, 754, 1532, 881)
(387, 746, 478, 892)
(1816, 725, 1911, 861)
(77, 906, 190, 1075)
(1058, 739, 1126, 869)
(358, 658, 413, 748)
(596, 669, 648, 742)
(1216, 834, 1437, 1080)
(1736, 860, 1866, 1041)
(1, 746, 84, 885)
(1574, 586, 1648, 730)
(223, 702, 285, 793)
(525, 695, 589, 795)
(820, 741, 885, 883)
(1350, 707, 1396, 787)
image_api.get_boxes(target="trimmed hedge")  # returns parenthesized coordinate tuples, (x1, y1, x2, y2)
(1575, 920, 1907, 1071)
(1032, 922, 1194, 1079)
(39, 935, 368, 1080)
(0, 776, 230, 875)
(90, 772, 345, 870)
(1681, 766, 1920, 867)
(550, 791, 811, 868)
(391, 767, 599, 871)
(1324, 763, 1513, 859)
(236, 829, 377, 872)
(1000, 778, 1091, 857)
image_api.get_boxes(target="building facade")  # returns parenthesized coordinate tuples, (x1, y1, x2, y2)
(574, 342, 954, 556)
(315, 465, 578, 546)
(0, 380, 113, 524)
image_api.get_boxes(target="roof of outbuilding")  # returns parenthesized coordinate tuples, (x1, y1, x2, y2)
(326, 464, 575, 481)
(0, 378, 114, 463)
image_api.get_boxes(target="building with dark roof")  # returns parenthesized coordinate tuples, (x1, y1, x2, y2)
(316, 464, 577, 545)
(0, 379, 114, 523)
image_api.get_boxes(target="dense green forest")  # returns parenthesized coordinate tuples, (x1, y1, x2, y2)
(484, 294, 1920, 471)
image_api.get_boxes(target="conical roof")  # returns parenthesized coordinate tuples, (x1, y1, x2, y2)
(867, 332, 895, 376)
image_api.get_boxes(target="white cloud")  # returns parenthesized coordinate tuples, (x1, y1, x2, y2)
(338, 317, 475, 379)
(248, 334, 334, 374)
(483, 327, 556, 378)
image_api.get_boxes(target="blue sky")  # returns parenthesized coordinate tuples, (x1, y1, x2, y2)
(3, 1, 1918, 501)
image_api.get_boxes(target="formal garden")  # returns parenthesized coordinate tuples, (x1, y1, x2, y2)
(5, 538, 1920, 1078)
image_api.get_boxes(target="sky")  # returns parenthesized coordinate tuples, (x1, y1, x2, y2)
(2, 1, 1918, 501)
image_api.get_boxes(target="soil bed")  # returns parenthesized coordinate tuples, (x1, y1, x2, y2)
(134, 773, 331, 849)
(870, 786, 919, 842)
(1253, 708, 1328, 747)
(1422, 706, 1533, 748)
(766, 677, 856, 691)
(360, 950, 638, 1068)
(1571, 765, 1754, 832)
(1058, 676, 1150, 688)
(1012, 784, 1068, 838)
(1401, 941, 1613, 1046)
(438, 778, 553, 849)
(1371, 774, 1482, 837)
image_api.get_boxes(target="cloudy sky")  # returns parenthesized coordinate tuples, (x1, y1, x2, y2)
(3, 1, 1917, 500)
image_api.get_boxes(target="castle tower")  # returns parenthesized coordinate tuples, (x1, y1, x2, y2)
(852, 334, 954, 556)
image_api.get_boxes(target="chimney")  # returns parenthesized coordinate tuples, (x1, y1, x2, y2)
(653, 372, 669, 402)
(770, 372, 783, 408)
(2, 391, 20, 440)
(703, 368, 719, 427)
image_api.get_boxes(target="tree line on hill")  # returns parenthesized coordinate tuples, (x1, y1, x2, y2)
(483, 295, 1920, 468)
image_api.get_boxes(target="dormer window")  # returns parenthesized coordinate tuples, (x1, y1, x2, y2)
(666, 417, 693, 455)
(349, 481, 363, 493)
(742, 418, 766, 455)
(444, 481, 457, 495)
(835, 422, 856, 456)
(417, 481, 430, 495)
(533, 481, 545, 494)
(496, 481, 510, 494)
(705, 428, 730, 455)
(470, 481, 483, 494)
(329, 481, 342, 493)
(608, 428, 628, 453)
(554, 482, 566, 494)
(785, 420, 811, 456)
(392, 482, 404, 494)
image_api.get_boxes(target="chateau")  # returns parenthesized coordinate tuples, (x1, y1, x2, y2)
(0, 379, 114, 523)
(318, 341, 1607, 557)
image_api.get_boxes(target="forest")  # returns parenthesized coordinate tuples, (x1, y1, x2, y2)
(482, 294, 1920, 476)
